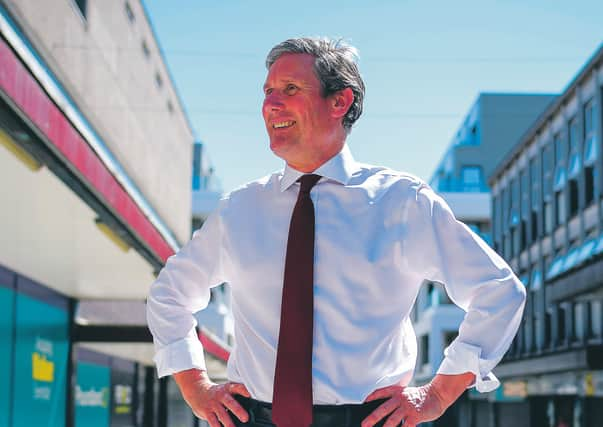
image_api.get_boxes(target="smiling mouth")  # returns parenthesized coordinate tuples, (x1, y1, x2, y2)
(272, 120, 296, 129)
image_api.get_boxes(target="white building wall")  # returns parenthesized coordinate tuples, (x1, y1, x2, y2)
(2, 0, 193, 243)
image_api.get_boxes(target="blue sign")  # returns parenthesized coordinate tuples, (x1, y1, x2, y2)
(0, 286, 14, 427)
(75, 362, 111, 427)
(11, 294, 68, 427)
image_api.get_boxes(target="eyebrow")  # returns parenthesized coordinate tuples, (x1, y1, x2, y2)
(263, 78, 300, 91)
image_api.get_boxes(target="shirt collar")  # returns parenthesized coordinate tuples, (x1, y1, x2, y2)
(280, 144, 359, 192)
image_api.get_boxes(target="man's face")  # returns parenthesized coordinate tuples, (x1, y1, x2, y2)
(262, 53, 338, 168)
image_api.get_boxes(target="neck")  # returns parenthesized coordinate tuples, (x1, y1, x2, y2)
(288, 141, 345, 173)
(287, 127, 347, 172)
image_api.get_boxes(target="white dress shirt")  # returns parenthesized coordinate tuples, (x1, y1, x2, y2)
(147, 144, 526, 404)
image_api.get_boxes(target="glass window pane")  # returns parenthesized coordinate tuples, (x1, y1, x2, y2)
(569, 117, 579, 152)
(568, 152, 582, 178)
(543, 145, 554, 199)
(530, 157, 540, 210)
(585, 100, 594, 136)
(461, 166, 483, 192)
(591, 300, 602, 337)
(554, 133, 565, 165)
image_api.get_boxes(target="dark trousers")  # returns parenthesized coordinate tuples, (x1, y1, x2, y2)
(233, 395, 389, 427)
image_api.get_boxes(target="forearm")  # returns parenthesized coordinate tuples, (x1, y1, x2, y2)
(428, 372, 475, 409)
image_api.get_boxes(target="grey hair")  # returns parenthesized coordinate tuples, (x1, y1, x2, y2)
(266, 37, 365, 134)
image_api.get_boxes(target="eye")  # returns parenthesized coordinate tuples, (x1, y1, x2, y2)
(285, 84, 298, 95)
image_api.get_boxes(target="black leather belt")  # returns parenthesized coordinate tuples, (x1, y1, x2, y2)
(233, 395, 389, 427)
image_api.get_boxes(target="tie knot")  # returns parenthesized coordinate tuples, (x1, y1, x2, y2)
(298, 174, 321, 195)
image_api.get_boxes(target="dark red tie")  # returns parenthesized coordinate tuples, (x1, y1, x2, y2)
(272, 174, 321, 427)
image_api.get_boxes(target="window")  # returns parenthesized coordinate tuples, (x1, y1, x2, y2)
(502, 187, 511, 259)
(192, 143, 202, 190)
(552, 132, 567, 227)
(569, 117, 580, 153)
(191, 217, 203, 233)
(155, 72, 163, 88)
(557, 304, 567, 346)
(125, 1, 135, 22)
(569, 178, 579, 218)
(523, 296, 533, 353)
(574, 302, 586, 342)
(544, 306, 552, 348)
(443, 332, 457, 348)
(167, 100, 174, 114)
(591, 300, 602, 338)
(530, 157, 541, 239)
(567, 118, 581, 217)
(531, 268, 544, 351)
(141, 40, 151, 58)
(586, 166, 596, 206)
(511, 178, 520, 256)
(520, 169, 529, 248)
(460, 166, 484, 192)
(554, 132, 566, 167)
(584, 100, 597, 165)
(543, 144, 554, 234)
(73, 0, 87, 18)
(470, 125, 478, 145)
(502, 187, 510, 233)
(420, 335, 429, 365)
(493, 195, 502, 251)
(584, 100, 598, 205)
(556, 189, 566, 226)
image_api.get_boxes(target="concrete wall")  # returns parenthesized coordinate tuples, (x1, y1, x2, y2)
(431, 93, 555, 187)
(2, 0, 193, 243)
(477, 94, 555, 180)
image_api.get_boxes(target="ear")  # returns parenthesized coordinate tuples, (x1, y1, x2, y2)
(330, 87, 354, 120)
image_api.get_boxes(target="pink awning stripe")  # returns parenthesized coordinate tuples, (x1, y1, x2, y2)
(198, 330, 230, 362)
(0, 36, 174, 263)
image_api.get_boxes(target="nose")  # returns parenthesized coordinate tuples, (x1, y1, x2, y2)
(263, 92, 284, 114)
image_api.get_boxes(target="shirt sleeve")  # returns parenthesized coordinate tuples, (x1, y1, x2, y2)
(405, 181, 526, 393)
(146, 198, 229, 378)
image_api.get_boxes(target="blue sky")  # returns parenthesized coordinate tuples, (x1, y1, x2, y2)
(145, 0, 603, 192)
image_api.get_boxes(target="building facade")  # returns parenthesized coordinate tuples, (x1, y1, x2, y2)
(0, 1, 227, 426)
(413, 93, 556, 426)
(487, 44, 603, 427)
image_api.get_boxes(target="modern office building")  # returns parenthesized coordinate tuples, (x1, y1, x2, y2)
(0, 1, 227, 426)
(412, 93, 556, 426)
(486, 44, 603, 427)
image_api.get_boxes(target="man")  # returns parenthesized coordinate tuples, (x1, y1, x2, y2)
(147, 37, 526, 427)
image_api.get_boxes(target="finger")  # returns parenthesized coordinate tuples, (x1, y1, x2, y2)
(215, 405, 235, 427)
(206, 413, 221, 427)
(361, 398, 399, 427)
(364, 385, 400, 402)
(229, 382, 251, 397)
(221, 393, 249, 422)
(383, 408, 405, 427)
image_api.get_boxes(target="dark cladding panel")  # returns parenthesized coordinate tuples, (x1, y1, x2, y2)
(111, 358, 136, 427)
(0, 277, 15, 427)
(11, 292, 69, 426)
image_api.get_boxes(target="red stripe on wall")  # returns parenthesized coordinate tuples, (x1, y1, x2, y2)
(0, 36, 174, 263)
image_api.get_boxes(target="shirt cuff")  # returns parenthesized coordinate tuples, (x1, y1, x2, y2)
(436, 341, 500, 393)
(153, 329, 207, 378)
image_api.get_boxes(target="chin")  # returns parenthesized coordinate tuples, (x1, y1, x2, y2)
(269, 137, 293, 157)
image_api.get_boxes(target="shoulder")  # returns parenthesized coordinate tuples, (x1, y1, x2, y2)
(351, 162, 433, 199)
(221, 170, 282, 206)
